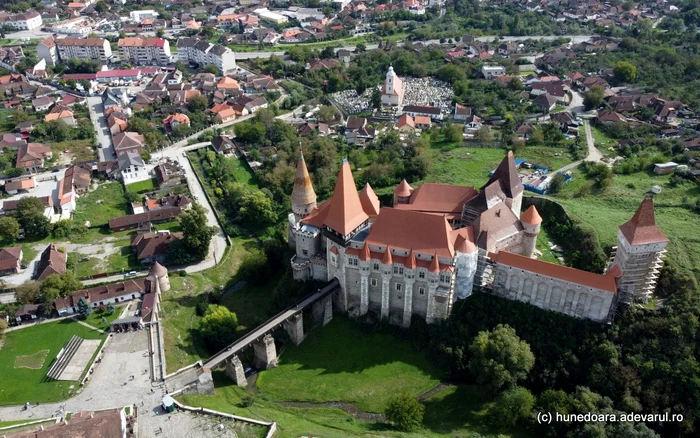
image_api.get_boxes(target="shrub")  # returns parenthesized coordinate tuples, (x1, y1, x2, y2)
(385, 393, 424, 432)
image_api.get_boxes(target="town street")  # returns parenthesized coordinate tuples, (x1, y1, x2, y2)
(87, 96, 114, 162)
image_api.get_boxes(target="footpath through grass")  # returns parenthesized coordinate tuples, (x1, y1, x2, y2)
(256, 317, 443, 413)
(0, 319, 105, 406)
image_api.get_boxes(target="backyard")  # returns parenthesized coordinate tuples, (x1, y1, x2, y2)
(125, 179, 157, 193)
(0, 319, 106, 406)
(73, 182, 130, 228)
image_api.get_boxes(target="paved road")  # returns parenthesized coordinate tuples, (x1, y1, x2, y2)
(87, 97, 114, 162)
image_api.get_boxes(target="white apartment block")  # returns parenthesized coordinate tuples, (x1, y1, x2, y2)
(129, 10, 158, 22)
(37, 36, 58, 66)
(176, 37, 236, 74)
(118, 37, 171, 65)
(0, 10, 42, 30)
(56, 37, 112, 62)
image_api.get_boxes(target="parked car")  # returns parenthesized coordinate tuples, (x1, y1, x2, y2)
(125, 271, 137, 277)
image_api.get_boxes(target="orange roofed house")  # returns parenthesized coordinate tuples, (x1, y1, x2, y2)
(288, 151, 669, 326)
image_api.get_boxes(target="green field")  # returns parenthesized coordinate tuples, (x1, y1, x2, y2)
(83, 309, 122, 331)
(549, 169, 700, 282)
(257, 317, 443, 413)
(49, 139, 96, 164)
(125, 178, 157, 193)
(73, 182, 130, 228)
(0, 320, 105, 405)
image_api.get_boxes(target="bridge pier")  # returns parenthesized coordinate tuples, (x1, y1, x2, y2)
(284, 313, 304, 345)
(253, 334, 278, 370)
(225, 355, 247, 388)
(312, 295, 333, 327)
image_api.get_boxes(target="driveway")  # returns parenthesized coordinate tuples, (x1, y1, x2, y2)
(583, 120, 605, 163)
(87, 97, 114, 162)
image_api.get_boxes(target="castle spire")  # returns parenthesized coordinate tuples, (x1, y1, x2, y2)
(618, 197, 668, 245)
(429, 252, 440, 273)
(382, 246, 393, 265)
(291, 150, 317, 221)
(323, 159, 368, 236)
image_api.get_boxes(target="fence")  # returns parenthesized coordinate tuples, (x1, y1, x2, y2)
(170, 398, 277, 436)
(185, 152, 232, 247)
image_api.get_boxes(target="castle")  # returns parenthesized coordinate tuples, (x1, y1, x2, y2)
(288, 152, 668, 326)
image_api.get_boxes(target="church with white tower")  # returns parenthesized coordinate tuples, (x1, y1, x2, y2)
(381, 65, 404, 107)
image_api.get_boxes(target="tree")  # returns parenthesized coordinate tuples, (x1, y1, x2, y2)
(473, 126, 493, 142)
(583, 86, 605, 111)
(77, 296, 91, 319)
(385, 393, 424, 432)
(318, 105, 339, 123)
(40, 272, 82, 303)
(468, 324, 535, 394)
(170, 203, 216, 263)
(187, 94, 209, 112)
(613, 61, 637, 83)
(237, 250, 269, 285)
(0, 216, 20, 241)
(78, 79, 91, 92)
(106, 303, 115, 314)
(94, 1, 107, 12)
(239, 191, 277, 225)
(443, 124, 463, 143)
(15, 197, 45, 219)
(203, 64, 219, 75)
(155, 28, 165, 38)
(488, 386, 535, 427)
(15, 281, 41, 304)
(371, 87, 382, 111)
(199, 304, 239, 350)
(355, 43, 366, 53)
(20, 214, 51, 239)
(548, 173, 566, 194)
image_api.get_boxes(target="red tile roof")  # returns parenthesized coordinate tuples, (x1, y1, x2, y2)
(520, 205, 542, 225)
(394, 183, 477, 219)
(359, 183, 380, 217)
(321, 159, 368, 236)
(366, 208, 455, 258)
(618, 198, 668, 245)
(393, 179, 413, 197)
(291, 152, 316, 207)
(489, 251, 618, 293)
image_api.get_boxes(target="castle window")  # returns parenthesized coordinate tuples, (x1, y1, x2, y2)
(419, 287, 425, 295)
(331, 254, 337, 265)
(302, 249, 308, 256)
(371, 278, 377, 287)
(395, 283, 402, 291)
(419, 271, 425, 279)
(373, 262, 379, 271)
(350, 257, 358, 266)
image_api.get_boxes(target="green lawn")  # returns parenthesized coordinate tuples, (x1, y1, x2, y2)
(73, 182, 130, 227)
(257, 317, 444, 413)
(125, 178, 157, 193)
(520, 145, 576, 171)
(425, 146, 507, 187)
(83, 309, 122, 331)
(549, 170, 700, 282)
(0, 320, 106, 405)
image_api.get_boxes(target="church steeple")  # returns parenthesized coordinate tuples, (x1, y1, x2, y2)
(291, 151, 317, 222)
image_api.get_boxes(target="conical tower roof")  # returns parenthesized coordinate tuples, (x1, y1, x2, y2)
(520, 205, 542, 225)
(429, 252, 440, 273)
(149, 261, 168, 278)
(406, 249, 417, 269)
(291, 152, 317, 207)
(323, 159, 369, 236)
(394, 179, 413, 197)
(382, 246, 393, 265)
(619, 198, 668, 245)
(360, 241, 371, 261)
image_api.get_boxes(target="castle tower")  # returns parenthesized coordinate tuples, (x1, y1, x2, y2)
(323, 158, 369, 240)
(454, 232, 478, 299)
(393, 179, 413, 206)
(379, 246, 393, 320)
(481, 151, 523, 217)
(291, 151, 317, 223)
(611, 197, 668, 303)
(520, 205, 542, 258)
(147, 261, 170, 293)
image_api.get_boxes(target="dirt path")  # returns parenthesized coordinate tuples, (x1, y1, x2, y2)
(276, 382, 453, 422)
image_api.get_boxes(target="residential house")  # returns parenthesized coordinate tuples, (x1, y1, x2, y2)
(154, 162, 184, 187)
(55, 279, 148, 315)
(241, 96, 268, 113)
(117, 152, 149, 184)
(0, 10, 42, 30)
(396, 114, 415, 132)
(402, 105, 442, 121)
(162, 112, 190, 131)
(550, 111, 576, 131)
(108, 207, 181, 231)
(1, 196, 53, 219)
(211, 135, 235, 155)
(35, 243, 67, 281)
(454, 103, 471, 123)
(4, 177, 36, 194)
(113, 132, 145, 156)
(44, 109, 75, 126)
(414, 115, 431, 129)
(482, 65, 506, 79)
(132, 230, 183, 264)
(597, 110, 628, 125)
(654, 162, 678, 175)
(464, 115, 482, 131)
(31, 96, 55, 112)
(58, 164, 91, 214)
(37, 35, 58, 66)
(15, 142, 52, 172)
(0, 245, 22, 276)
(0, 133, 25, 150)
(533, 94, 558, 113)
